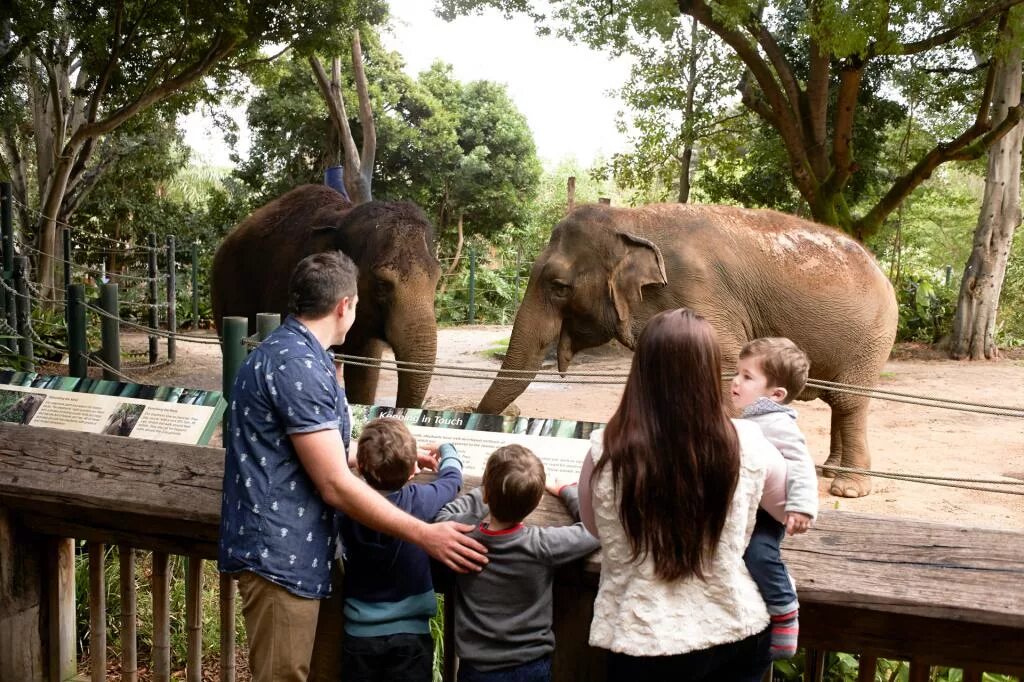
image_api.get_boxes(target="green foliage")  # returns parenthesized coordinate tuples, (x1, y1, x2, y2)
(894, 272, 958, 343)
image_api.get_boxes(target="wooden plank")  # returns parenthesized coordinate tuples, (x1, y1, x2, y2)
(151, 552, 170, 682)
(0, 507, 46, 682)
(87, 542, 106, 682)
(804, 647, 826, 682)
(857, 654, 877, 682)
(219, 573, 236, 682)
(908, 659, 931, 682)
(186, 557, 203, 681)
(47, 537, 77, 682)
(119, 547, 137, 682)
(800, 603, 1024, 673)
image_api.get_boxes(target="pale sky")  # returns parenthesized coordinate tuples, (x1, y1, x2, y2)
(183, 1, 633, 169)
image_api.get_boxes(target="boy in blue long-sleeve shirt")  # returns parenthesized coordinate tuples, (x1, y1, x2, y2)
(339, 418, 463, 681)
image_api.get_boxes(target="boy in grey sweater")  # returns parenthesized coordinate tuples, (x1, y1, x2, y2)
(435, 444, 600, 682)
(731, 336, 819, 659)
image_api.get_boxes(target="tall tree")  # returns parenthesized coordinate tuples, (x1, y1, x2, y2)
(0, 0, 384, 300)
(950, 9, 1023, 360)
(439, 0, 1024, 240)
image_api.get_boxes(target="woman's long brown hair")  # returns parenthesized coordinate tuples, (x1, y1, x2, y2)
(594, 308, 740, 581)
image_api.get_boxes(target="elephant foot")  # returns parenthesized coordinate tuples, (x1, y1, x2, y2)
(821, 454, 841, 478)
(829, 471, 872, 498)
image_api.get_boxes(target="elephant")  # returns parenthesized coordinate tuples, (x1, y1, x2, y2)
(212, 184, 440, 408)
(477, 203, 898, 498)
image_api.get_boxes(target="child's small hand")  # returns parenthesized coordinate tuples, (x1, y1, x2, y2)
(415, 443, 441, 473)
(785, 512, 812, 536)
(545, 479, 576, 496)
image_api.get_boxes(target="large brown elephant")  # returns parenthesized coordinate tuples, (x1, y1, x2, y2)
(478, 203, 898, 498)
(212, 184, 440, 407)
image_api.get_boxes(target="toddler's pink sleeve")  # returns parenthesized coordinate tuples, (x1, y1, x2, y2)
(760, 449, 789, 525)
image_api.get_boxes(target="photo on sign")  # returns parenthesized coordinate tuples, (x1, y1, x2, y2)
(0, 389, 47, 425)
(102, 403, 146, 437)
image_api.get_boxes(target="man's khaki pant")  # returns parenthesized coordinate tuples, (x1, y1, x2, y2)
(237, 572, 321, 682)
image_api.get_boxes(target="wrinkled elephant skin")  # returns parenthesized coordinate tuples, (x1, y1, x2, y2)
(478, 203, 898, 498)
(212, 185, 440, 408)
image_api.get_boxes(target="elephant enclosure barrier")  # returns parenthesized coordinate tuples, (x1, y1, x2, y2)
(0, 422, 1021, 682)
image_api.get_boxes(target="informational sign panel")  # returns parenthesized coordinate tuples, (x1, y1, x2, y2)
(0, 371, 225, 445)
(351, 405, 604, 480)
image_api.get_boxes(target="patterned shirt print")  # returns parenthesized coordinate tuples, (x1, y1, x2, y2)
(218, 315, 350, 598)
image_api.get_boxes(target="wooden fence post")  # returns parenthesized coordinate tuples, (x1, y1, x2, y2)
(67, 285, 87, 378)
(151, 552, 170, 682)
(166, 235, 176, 362)
(221, 316, 249, 435)
(119, 547, 138, 682)
(0, 508, 48, 681)
(257, 312, 281, 341)
(99, 282, 121, 381)
(47, 537, 77, 682)
(88, 542, 106, 682)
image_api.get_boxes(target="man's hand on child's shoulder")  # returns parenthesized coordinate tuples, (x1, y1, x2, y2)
(785, 512, 812, 536)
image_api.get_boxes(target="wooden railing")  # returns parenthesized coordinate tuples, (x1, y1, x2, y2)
(0, 422, 1021, 681)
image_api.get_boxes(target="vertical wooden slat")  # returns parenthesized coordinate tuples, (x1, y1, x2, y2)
(961, 669, 983, 682)
(804, 648, 826, 682)
(762, 663, 773, 682)
(219, 573, 236, 682)
(119, 546, 137, 682)
(151, 552, 171, 682)
(857, 654, 878, 682)
(186, 557, 203, 680)
(88, 542, 106, 682)
(908, 659, 931, 682)
(47, 537, 76, 682)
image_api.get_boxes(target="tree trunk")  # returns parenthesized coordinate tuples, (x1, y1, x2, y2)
(678, 145, 693, 203)
(950, 12, 1023, 360)
(438, 212, 464, 296)
(678, 16, 699, 204)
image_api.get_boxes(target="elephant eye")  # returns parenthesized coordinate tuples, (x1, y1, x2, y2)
(374, 279, 394, 300)
(549, 279, 572, 298)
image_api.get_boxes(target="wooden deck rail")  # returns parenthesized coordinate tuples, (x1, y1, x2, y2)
(0, 423, 1022, 681)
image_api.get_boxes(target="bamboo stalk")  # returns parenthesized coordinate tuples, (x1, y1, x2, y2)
(151, 552, 170, 682)
(47, 537, 76, 682)
(219, 573, 236, 682)
(186, 556, 203, 680)
(88, 542, 106, 682)
(804, 648, 826, 682)
(119, 546, 138, 682)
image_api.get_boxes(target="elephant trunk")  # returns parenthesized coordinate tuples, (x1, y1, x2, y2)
(387, 309, 437, 408)
(477, 283, 561, 414)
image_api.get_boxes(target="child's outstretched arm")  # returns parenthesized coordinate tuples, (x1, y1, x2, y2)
(538, 484, 601, 565)
(407, 443, 465, 520)
(435, 487, 488, 526)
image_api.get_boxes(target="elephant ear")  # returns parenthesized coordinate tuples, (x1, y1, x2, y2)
(608, 232, 668, 347)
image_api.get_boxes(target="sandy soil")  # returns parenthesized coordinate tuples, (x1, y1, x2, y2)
(125, 326, 1024, 531)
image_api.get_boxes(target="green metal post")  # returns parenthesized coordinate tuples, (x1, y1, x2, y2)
(13, 256, 33, 371)
(257, 312, 281, 341)
(68, 284, 88, 378)
(148, 232, 158, 364)
(191, 242, 199, 328)
(467, 246, 477, 324)
(166, 235, 176, 362)
(222, 316, 249, 432)
(63, 227, 72, 293)
(99, 282, 121, 381)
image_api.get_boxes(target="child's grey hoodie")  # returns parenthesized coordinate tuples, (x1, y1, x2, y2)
(742, 397, 819, 519)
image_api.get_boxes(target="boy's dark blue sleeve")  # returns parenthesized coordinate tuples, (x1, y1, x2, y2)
(406, 443, 463, 521)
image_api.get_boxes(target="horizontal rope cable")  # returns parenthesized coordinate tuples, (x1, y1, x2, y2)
(817, 464, 1024, 495)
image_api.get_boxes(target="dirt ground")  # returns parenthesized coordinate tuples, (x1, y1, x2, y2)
(128, 326, 1024, 531)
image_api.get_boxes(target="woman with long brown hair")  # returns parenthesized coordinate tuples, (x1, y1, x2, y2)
(578, 308, 786, 680)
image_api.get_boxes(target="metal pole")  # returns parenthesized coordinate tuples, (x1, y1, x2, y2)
(13, 256, 33, 371)
(467, 246, 476, 324)
(191, 242, 199, 329)
(222, 316, 249, 432)
(257, 312, 281, 341)
(2, 182, 14, 350)
(99, 282, 121, 381)
(148, 232, 158, 364)
(68, 284, 87, 378)
(166, 235, 176, 362)
(63, 226, 72, 293)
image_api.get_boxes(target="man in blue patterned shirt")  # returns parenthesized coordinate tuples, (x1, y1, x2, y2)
(219, 251, 487, 682)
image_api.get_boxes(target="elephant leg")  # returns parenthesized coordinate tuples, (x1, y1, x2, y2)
(822, 420, 842, 478)
(821, 391, 872, 498)
(342, 339, 385, 406)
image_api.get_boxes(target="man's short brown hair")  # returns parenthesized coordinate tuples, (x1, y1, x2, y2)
(357, 418, 417, 490)
(482, 445, 546, 524)
(288, 251, 359, 319)
(739, 337, 810, 404)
